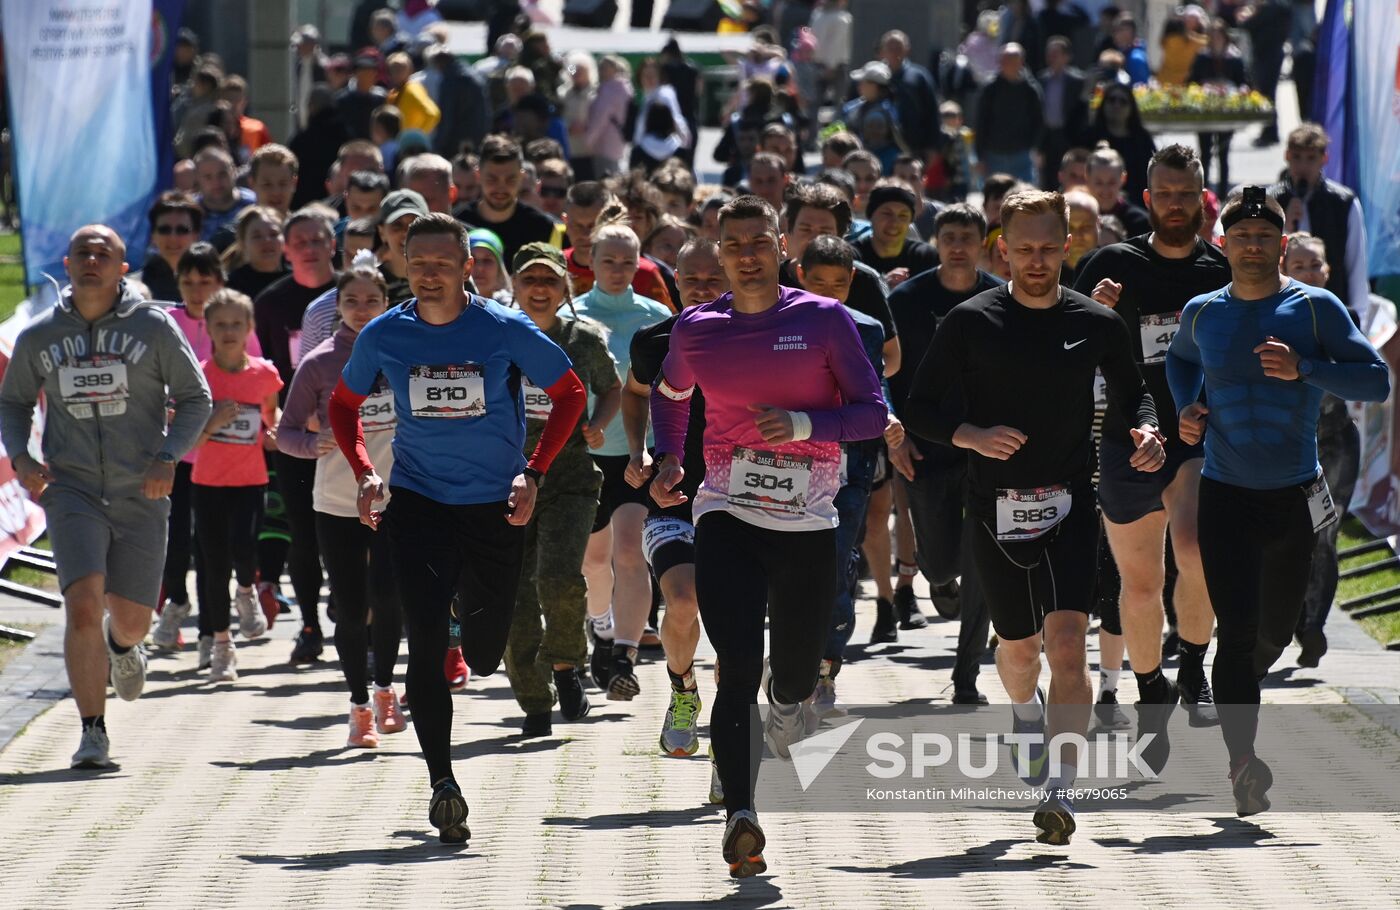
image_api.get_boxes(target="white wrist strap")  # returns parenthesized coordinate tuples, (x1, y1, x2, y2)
(790, 410, 813, 442)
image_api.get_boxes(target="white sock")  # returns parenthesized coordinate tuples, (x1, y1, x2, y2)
(613, 638, 638, 650)
(1011, 689, 1043, 722)
(237, 584, 254, 595)
(590, 612, 614, 639)
(374, 683, 392, 693)
(351, 700, 369, 710)
(1099, 667, 1121, 694)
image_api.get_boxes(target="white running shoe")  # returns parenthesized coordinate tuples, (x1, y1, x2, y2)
(763, 676, 808, 761)
(71, 726, 114, 769)
(209, 639, 238, 682)
(234, 587, 267, 639)
(197, 634, 214, 670)
(151, 599, 190, 651)
(104, 615, 147, 701)
(810, 675, 847, 719)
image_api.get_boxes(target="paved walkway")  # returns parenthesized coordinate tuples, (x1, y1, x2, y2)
(0, 571, 1396, 909)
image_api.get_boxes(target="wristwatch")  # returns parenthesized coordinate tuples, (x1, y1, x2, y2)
(156, 452, 177, 464)
(1297, 358, 1314, 380)
(523, 466, 543, 481)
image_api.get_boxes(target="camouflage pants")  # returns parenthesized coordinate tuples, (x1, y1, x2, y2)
(504, 483, 599, 714)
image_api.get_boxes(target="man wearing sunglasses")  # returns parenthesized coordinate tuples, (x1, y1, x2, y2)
(535, 158, 571, 219)
(137, 191, 203, 302)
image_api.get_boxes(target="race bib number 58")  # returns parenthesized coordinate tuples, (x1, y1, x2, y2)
(409, 364, 486, 418)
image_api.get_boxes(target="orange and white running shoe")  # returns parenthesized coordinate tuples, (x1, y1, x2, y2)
(373, 687, 408, 734)
(347, 705, 380, 748)
(444, 647, 469, 692)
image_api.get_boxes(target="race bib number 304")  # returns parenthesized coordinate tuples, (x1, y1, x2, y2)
(409, 364, 486, 418)
(1139, 312, 1181, 364)
(58, 355, 128, 418)
(726, 447, 813, 515)
(995, 485, 1072, 542)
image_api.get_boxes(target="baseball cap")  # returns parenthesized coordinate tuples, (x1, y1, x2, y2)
(379, 189, 429, 224)
(512, 242, 567, 277)
(850, 61, 891, 87)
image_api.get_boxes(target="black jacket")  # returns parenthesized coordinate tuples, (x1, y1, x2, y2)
(1271, 173, 1358, 308)
(974, 77, 1044, 156)
(433, 57, 491, 158)
(1036, 67, 1089, 141)
(289, 108, 351, 211)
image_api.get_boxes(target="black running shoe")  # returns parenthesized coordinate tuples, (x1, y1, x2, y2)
(1160, 627, 1181, 663)
(952, 688, 989, 705)
(1033, 791, 1076, 846)
(429, 779, 470, 843)
(1230, 754, 1273, 816)
(1177, 670, 1219, 727)
(588, 625, 613, 689)
(1296, 627, 1327, 668)
(928, 579, 961, 619)
(1093, 689, 1132, 731)
(606, 644, 641, 701)
(1135, 677, 1179, 775)
(554, 667, 591, 721)
(894, 586, 928, 630)
(869, 597, 898, 644)
(290, 626, 323, 663)
(521, 711, 552, 738)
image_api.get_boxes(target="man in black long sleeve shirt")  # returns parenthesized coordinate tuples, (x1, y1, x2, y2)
(973, 45, 1044, 185)
(903, 190, 1161, 848)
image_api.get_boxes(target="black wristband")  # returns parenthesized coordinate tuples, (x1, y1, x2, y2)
(523, 466, 543, 481)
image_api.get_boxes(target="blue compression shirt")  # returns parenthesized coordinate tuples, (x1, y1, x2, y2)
(1166, 279, 1389, 490)
(341, 295, 573, 504)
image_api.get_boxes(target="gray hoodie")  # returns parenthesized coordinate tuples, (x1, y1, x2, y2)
(0, 280, 212, 501)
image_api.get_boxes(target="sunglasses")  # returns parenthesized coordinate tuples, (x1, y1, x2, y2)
(155, 224, 194, 236)
(539, 186, 568, 199)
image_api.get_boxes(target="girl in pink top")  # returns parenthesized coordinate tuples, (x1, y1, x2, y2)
(191, 289, 283, 682)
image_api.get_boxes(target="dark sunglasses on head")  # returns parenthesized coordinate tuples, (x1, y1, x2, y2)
(155, 225, 194, 235)
(539, 185, 568, 199)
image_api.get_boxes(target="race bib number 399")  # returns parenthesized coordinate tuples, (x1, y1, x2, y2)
(995, 485, 1071, 542)
(409, 364, 486, 419)
(58, 355, 128, 418)
(1139, 312, 1181, 364)
(727, 447, 813, 515)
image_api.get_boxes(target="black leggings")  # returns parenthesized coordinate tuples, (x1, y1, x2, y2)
(275, 451, 324, 630)
(317, 512, 402, 705)
(163, 461, 196, 606)
(1197, 476, 1316, 762)
(695, 510, 836, 815)
(384, 487, 525, 784)
(193, 484, 265, 634)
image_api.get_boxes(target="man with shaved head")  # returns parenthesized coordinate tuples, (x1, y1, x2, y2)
(0, 224, 211, 770)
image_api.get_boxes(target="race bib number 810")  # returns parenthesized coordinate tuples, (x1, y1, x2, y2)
(409, 364, 486, 418)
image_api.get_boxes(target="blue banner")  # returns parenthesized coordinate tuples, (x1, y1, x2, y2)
(2, 0, 157, 285)
(1350, 2, 1400, 277)
(1315, 0, 1357, 188)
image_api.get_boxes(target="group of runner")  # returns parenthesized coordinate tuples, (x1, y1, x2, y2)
(1, 140, 1387, 877)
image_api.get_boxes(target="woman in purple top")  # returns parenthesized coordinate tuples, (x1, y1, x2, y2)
(649, 196, 887, 879)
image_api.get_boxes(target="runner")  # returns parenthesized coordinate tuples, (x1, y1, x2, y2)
(278, 254, 406, 745)
(503, 242, 621, 737)
(0, 225, 211, 768)
(1165, 187, 1388, 816)
(903, 190, 1164, 845)
(886, 202, 1004, 704)
(623, 238, 729, 758)
(649, 195, 886, 877)
(1073, 145, 1233, 759)
(328, 213, 587, 842)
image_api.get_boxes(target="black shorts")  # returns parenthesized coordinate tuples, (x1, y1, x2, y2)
(869, 443, 891, 492)
(968, 489, 1100, 641)
(590, 454, 652, 533)
(1097, 437, 1203, 525)
(643, 510, 696, 578)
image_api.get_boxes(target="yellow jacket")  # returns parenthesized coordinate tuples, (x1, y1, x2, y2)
(388, 81, 441, 134)
(1158, 32, 1206, 86)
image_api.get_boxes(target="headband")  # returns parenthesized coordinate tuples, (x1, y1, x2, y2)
(1220, 185, 1284, 232)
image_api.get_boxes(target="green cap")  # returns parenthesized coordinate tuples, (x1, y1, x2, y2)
(511, 241, 567, 276)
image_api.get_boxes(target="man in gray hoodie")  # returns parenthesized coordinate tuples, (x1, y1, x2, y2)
(0, 225, 211, 770)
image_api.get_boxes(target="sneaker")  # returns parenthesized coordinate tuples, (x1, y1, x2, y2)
(1135, 677, 1179, 775)
(606, 644, 641, 701)
(722, 810, 767, 879)
(104, 616, 147, 701)
(763, 675, 808, 760)
(197, 634, 214, 671)
(151, 599, 191, 651)
(660, 688, 702, 756)
(71, 726, 114, 769)
(1297, 627, 1328, 668)
(209, 639, 237, 682)
(952, 688, 989, 706)
(810, 675, 846, 718)
(708, 744, 724, 805)
(290, 626, 323, 663)
(1007, 688, 1048, 786)
(1033, 790, 1076, 846)
(894, 585, 927, 630)
(1093, 690, 1132, 731)
(554, 667, 591, 721)
(869, 597, 898, 644)
(588, 622, 614, 689)
(444, 647, 469, 692)
(522, 711, 552, 737)
(257, 583, 281, 629)
(640, 624, 663, 649)
(347, 704, 379, 748)
(928, 579, 961, 619)
(373, 688, 407, 734)
(1177, 670, 1219, 728)
(429, 779, 471, 844)
(1230, 754, 1273, 817)
(234, 587, 268, 640)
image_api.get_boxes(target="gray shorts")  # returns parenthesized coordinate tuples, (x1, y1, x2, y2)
(42, 485, 169, 606)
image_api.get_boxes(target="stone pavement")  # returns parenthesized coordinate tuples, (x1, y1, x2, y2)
(0, 569, 1396, 910)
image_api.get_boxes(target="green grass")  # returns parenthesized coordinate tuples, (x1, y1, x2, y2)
(0, 232, 24, 324)
(0, 622, 40, 675)
(1336, 517, 1400, 647)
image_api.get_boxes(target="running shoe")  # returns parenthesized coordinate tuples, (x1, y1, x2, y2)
(1007, 687, 1048, 786)
(151, 599, 190, 651)
(209, 639, 238, 682)
(444, 646, 469, 692)
(1177, 670, 1219, 727)
(606, 645, 641, 701)
(1296, 627, 1327, 668)
(708, 744, 724, 805)
(763, 675, 808, 760)
(640, 623, 663, 649)
(810, 675, 846, 718)
(952, 688, 989, 706)
(869, 597, 898, 644)
(71, 726, 114, 769)
(1093, 689, 1132, 731)
(373, 688, 407, 734)
(104, 616, 147, 701)
(1033, 790, 1076, 846)
(894, 585, 928, 630)
(928, 579, 961, 619)
(721, 810, 767, 879)
(660, 688, 702, 756)
(522, 711, 552, 737)
(234, 587, 268, 640)
(553, 667, 591, 721)
(290, 626, 323, 663)
(1135, 677, 1179, 775)
(257, 583, 281, 629)
(587, 621, 614, 689)
(1230, 754, 1273, 817)
(347, 704, 379, 748)
(197, 634, 214, 671)
(429, 778, 470, 844)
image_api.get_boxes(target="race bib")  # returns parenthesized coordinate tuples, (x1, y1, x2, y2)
(642, 515, 696, 566)
(995, 485, 1071, 542)
(58, 355, 128, 418)
(727, 447, 812, 515)
(1304, 471, 1338, 533)
(409, 364, 486, 418)
(522, 381, 553, 422)
(1139, 312, 1181, 364)
(360, 388, 397, 433)
(210, 404, 262, 445)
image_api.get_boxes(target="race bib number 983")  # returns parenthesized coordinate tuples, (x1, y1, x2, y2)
(409, 364, 486, 418)
(995, 485, 1072, 542)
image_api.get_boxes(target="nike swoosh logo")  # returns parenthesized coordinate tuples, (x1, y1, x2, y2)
(1064, 339, 1086, 350)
